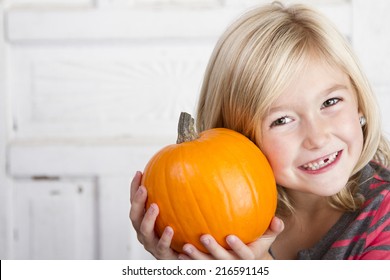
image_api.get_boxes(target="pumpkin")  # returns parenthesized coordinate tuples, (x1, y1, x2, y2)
(141, 112, 277, 253)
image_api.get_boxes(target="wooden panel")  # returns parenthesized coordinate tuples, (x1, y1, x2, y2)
(8, 45, 211, 139)
(8, 141, 167, 177)
(13, 179, 97, 259)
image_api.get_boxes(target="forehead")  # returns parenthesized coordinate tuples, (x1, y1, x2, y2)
(268, 57, 351, 109)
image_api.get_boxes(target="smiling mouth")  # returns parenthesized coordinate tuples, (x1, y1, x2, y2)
(301, 151, 340, 171)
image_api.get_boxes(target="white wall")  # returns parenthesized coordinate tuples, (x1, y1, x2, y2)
(0, 0, 389, 260)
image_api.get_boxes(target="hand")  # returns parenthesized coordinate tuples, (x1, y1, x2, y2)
(178, 216, 284, 260)
(129, 171, 179, 259)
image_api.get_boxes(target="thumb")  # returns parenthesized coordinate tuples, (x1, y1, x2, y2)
(254, 216, 284, 259)
(264, 216, 284, 237)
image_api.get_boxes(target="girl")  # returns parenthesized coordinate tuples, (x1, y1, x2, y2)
(130, 2, 390, 259)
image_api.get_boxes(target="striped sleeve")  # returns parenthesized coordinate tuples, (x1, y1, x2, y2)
(344, 176, 390, 260)
(357, 187, 390, 259)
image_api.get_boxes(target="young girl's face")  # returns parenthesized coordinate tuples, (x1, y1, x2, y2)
(260, 58, 364, 197)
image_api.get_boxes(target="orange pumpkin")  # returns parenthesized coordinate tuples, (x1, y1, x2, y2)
(141, 112, 277, 253)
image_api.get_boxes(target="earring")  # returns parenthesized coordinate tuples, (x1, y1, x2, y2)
(359, 116, 366, 127)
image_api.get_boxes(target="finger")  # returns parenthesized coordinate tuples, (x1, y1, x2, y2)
(262, 216, 284, 238)
(250, 217, 284, 259)
(182, 243, 213, 260)
(129, 185, 147, 230)
(226, 235, 254, 259)
(156, 226, 174, 254)
(139, 203, 159, 245)
(198, 235, 234, 260)
(271, 216, 285, 233)
(130, 171, 142, 202)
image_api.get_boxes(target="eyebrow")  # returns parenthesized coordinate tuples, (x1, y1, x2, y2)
(323, 84, 348, 95)
(267, 84, 348, 115)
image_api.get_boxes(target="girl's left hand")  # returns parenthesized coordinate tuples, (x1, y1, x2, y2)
(178, 216, 284, 260)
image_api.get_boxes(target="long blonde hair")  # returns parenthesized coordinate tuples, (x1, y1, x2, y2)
(196, 2, 390, 215)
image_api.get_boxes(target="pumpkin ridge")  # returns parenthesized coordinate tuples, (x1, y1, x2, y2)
(156, 149, 180, 238)
(214, 139, 241, 231)
(180, 144, 216, 250)
(166, 145, 212, 252)
(206, 156, 233, 245)
(150, 147, 187, 243)
(237, 151, 268, 240)
(235, 140, 259, 234)
(167, 149, 191, 250)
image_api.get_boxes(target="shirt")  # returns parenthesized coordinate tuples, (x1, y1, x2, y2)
(297, 161, 390, 259)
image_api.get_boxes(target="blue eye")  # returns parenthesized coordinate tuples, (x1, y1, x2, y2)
(270, 116, 293, 127)
(321, 98, 341, 108)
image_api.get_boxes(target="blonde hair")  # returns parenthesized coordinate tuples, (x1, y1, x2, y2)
(196, 2, 390, 215)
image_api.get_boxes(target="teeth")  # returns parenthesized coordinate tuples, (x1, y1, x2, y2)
(302, 152, 338, 171)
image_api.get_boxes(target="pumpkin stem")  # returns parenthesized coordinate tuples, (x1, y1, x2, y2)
(176, 112, 199, 144)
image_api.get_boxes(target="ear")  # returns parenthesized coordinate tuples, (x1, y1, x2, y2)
(359, 115, 367, 127)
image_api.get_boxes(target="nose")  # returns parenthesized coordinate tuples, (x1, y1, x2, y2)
(302, 117, 331, 150)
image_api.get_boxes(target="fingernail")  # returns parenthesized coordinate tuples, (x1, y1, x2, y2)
(148, 203, 157, 214)
(164, 226, 173, 237)
(274, 216, 284, 231)
(200, 236, 210, 245)
(183, 245, 193, 255)
(136, 186, 144, 196)
(226, 235, 237, 245)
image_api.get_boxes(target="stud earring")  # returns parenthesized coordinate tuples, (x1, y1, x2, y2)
(359, 116, 366, 127)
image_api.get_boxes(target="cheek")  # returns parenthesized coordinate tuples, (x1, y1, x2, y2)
(344, 122, 363, 142)
(343, 121, 364, 159)
(333, 111, 364, 148)
(260, 136, 292, 175)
